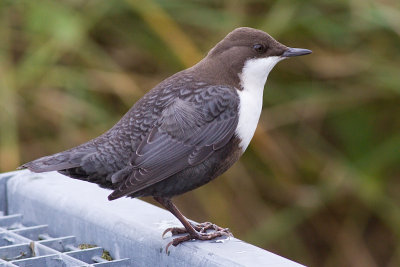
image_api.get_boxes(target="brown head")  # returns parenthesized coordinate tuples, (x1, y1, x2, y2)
(193, 27, 311, 87)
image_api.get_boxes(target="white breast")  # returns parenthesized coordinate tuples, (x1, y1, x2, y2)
(236, 56, 283, 152)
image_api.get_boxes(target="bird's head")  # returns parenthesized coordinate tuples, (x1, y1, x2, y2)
(203, 27, 312, 89)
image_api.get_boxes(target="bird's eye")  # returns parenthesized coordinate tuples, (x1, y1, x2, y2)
(253, 44, 266, 53)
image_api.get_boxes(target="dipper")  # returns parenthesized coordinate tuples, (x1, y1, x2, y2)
(20, 27, 312, 250)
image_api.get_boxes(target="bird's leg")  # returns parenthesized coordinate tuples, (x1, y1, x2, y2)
(154, 197, 232, 252)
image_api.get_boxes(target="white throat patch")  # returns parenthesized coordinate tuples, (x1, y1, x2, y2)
(236, 56, 283, 152)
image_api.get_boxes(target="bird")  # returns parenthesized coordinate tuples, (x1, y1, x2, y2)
(19, 27, 311, 250)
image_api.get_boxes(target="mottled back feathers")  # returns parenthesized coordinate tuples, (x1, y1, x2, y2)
(21, 72, 240, 200)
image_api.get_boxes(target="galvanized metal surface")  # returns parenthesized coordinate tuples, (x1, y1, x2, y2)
(0, 213, 129, 266)
(1, 171, 305, 267)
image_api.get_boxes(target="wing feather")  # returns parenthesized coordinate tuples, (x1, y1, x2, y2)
(108, 86, 239, 200)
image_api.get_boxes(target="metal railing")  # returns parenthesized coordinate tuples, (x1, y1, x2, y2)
(0, 171, 305, 267)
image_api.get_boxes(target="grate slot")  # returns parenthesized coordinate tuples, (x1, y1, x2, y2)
(38, 236, 76, 252)
(0, 215, 23, 230)
(0, 233, 30, 247)
(10, 225, 48, 241)
(65, 247, 104, 263)
(0, 244, 34, 262)
(28, 242, 64, 258)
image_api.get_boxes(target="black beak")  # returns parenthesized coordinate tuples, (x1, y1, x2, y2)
(282, 47, 312, 57)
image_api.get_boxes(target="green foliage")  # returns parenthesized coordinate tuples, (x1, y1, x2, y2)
(0, 0, 399, 266)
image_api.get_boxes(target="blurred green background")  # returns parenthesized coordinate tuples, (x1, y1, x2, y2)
(1, 0, 399, 266)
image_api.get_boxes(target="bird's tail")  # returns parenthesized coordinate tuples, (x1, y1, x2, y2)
(19, 148, 95, 173)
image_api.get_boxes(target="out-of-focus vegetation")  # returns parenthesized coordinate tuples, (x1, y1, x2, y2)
(0, 0, 399, 266)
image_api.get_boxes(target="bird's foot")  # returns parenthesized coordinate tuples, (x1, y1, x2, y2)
(162, 221, 230, 236)
(163, 222, 232, 252)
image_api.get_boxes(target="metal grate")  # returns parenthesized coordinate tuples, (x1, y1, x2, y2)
(0, 213, 130, 267)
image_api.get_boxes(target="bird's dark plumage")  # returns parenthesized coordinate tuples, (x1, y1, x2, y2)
(20, 27, 311, 249)
(21, 71, 240, 200)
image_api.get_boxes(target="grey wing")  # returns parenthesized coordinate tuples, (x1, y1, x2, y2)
(108, 86, 239, 200)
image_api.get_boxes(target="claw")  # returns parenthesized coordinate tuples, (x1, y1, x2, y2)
(165, 241, 173, 254)
(165, 235, 192, 253)
(162, 227, 188, 238)
(162, 228, 173, 238)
